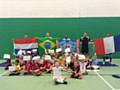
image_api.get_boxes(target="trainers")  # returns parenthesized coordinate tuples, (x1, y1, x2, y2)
(63, 81, 68, 84)
(54, 81, 59, 85)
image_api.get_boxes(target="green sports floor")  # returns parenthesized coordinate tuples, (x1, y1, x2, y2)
(0, 59, 120, 90)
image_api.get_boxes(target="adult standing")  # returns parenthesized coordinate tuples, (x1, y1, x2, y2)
(24, 33, 29, 38)
(103, 32, 112, 64)
(63, 34, 71, 49)
(80, 32, 90, 55)
(45, 32, 52, 39)
(63, 34, 71, 41)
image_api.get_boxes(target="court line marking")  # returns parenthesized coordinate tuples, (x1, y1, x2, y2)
(94, 71, 120, 90)
(0, 71, 9, 77)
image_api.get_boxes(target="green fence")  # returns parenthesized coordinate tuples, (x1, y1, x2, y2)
(0, 17, 120, 59)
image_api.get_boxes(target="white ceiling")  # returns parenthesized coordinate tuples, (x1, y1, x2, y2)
(0, 0, 120, 17)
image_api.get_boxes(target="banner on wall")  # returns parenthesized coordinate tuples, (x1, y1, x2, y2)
(56, 39, 80, 53)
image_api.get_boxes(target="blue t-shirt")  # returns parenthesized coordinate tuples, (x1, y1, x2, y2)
(92, 59, 99, 65)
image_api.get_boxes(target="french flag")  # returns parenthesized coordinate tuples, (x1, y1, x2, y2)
(94, 35, 120, 55)
(13, 38, 38, 54)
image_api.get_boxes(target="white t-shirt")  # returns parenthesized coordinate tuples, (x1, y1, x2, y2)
(52, 67, 62, 77)
(80, 62, 86, 73)
(66, 56, 71, 64)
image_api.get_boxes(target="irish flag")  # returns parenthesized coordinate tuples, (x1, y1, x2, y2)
(13, 38, 38, 54)
(94, 35, 120, 55)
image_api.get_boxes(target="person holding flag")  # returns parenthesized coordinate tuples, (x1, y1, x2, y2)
(62, 34, 71, 50)
(37, 32, 57, 55)
(94, 32, 120, 64)
(103, 32, 112, 64)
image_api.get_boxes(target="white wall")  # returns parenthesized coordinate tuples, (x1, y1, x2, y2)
(0, 0, 120, 18)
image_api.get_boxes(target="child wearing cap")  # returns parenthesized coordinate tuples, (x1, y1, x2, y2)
(52, 61, 68, 85)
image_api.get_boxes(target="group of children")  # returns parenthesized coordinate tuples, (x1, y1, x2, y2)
(4, 48, 100, 85)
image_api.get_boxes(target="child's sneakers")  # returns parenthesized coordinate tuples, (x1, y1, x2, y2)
(63, 81, 68, 84)
(54, 80, 68, 85)
(54, 80, 59, 85)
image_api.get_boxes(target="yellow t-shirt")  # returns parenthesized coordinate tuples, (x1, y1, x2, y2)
(16, 64, 21, 72)
(59, 59, 65, 67)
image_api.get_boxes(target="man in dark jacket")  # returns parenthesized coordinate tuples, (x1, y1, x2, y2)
(80, 32, 90, 55)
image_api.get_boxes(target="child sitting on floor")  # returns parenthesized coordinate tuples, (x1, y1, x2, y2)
(22, 55, 33, 75)
(58, 56, 66, 69)
(91, 54, 100, 70)
(42, 55, 53, 73)
(85, 56, 92, 70)
(4, 54, 11, 70)
(80, 60, 88, 75)
(52, 61, 68, 85)
(70, 61, 82, 79)
(65, 53, 72, 69)
(9, 60, 21, 76)
(32, 57, 41, 76)
(22, 60, 33, 75)
(45, 62, 53, 73)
